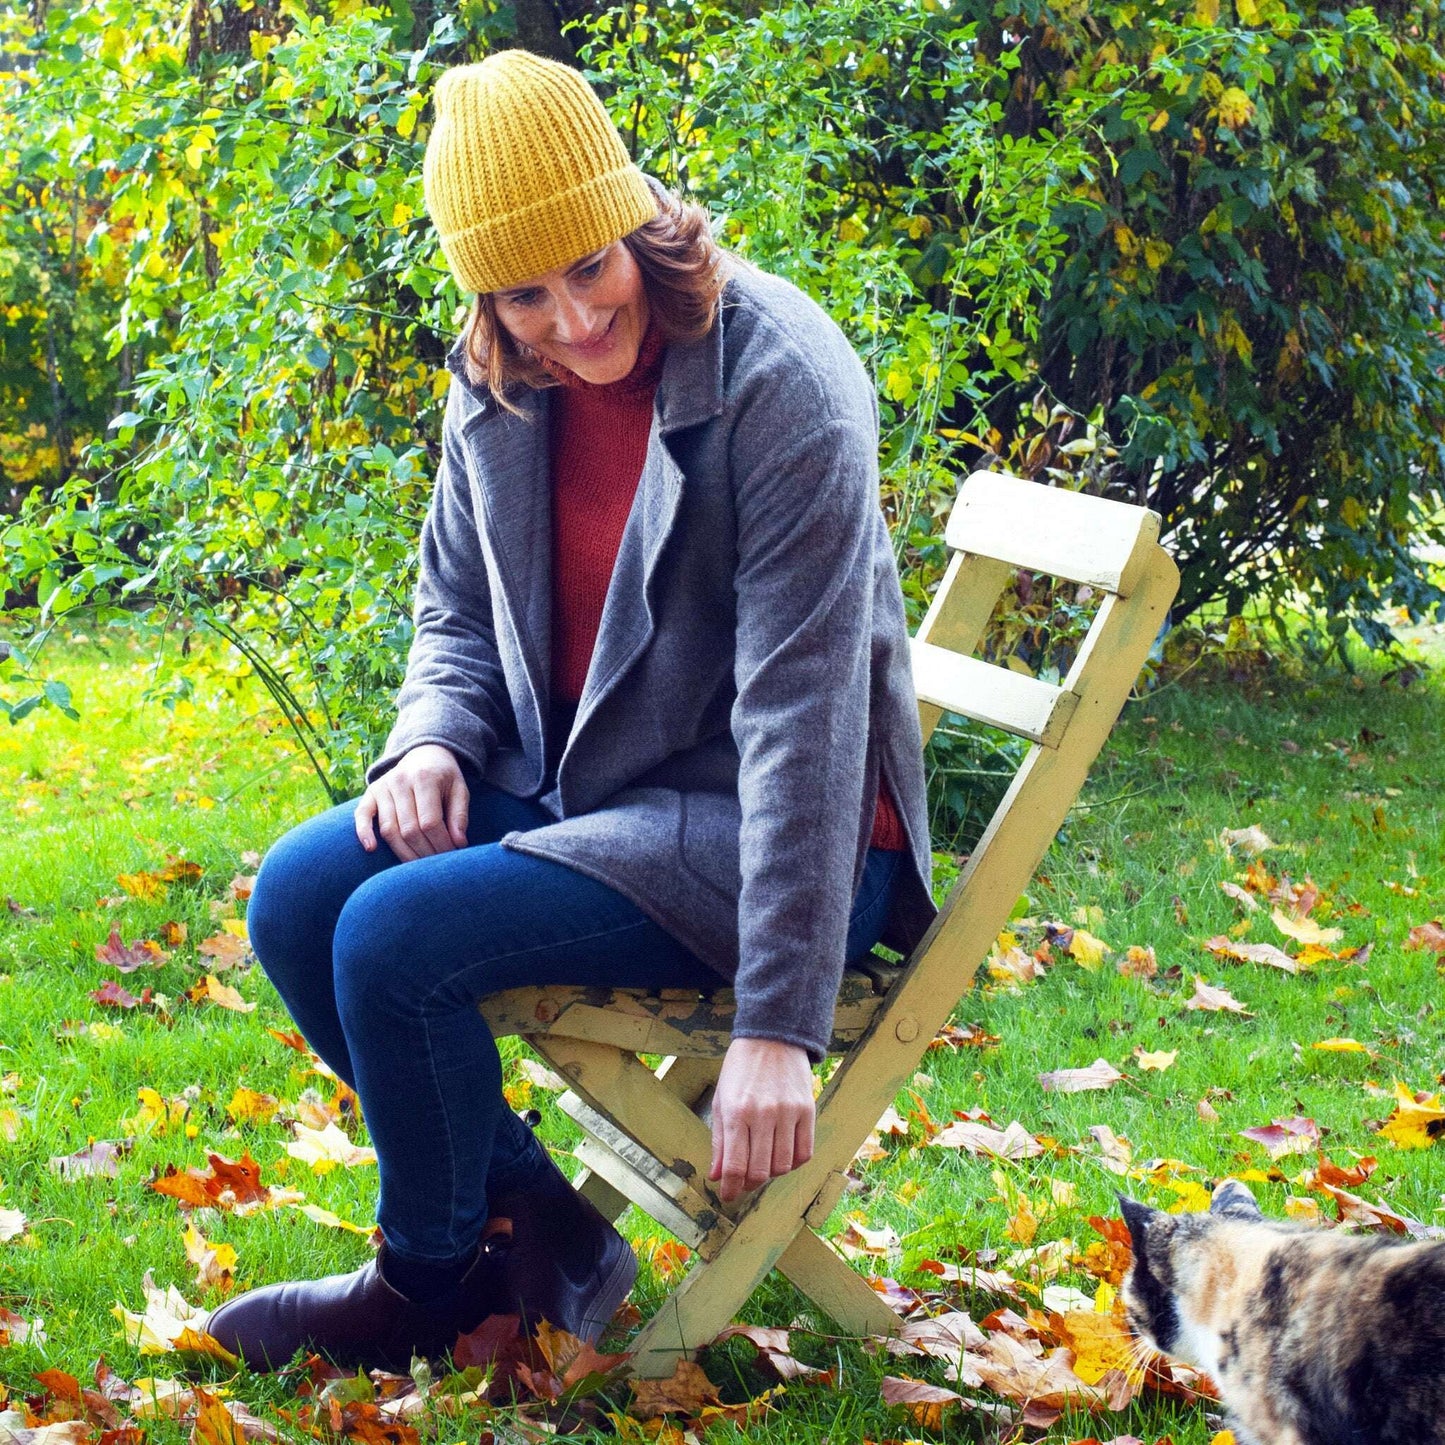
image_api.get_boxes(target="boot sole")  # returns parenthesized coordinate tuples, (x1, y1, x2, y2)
(579, 1231, 640, 1343)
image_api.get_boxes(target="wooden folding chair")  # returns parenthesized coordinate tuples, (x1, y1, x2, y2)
(480, 469, 1179, 1376)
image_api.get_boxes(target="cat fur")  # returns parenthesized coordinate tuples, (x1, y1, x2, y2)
(1119, 1178, 1445, 1445)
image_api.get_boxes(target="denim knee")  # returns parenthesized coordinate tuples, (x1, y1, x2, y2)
(331, 867, 435, 1027)
(248, 806, 356, 992)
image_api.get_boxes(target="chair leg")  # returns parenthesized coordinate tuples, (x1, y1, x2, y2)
(569, 1057, 720, 1224)
(573, 1167, 631, 1222)
(777, 1228, 899, 1338)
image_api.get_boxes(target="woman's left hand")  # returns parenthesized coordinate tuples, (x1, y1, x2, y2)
(708, 1037, 815, 1203)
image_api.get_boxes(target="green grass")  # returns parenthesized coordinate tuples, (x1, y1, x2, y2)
(2, 618, 1444, 1442)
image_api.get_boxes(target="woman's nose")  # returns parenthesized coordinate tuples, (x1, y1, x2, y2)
(550, 292, 601, 344)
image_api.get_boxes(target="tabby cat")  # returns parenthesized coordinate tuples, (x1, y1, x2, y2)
(1119, 1178, 1445, 1445)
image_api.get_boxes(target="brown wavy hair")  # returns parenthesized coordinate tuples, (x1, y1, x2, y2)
(458, 174, 730, 417)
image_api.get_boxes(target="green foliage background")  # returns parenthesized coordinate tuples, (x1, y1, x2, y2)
(1, 0, 1443, 796)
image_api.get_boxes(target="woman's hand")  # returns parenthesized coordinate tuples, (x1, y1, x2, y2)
(354, 744, 470, 862)
(708, 1037, 815, 1203)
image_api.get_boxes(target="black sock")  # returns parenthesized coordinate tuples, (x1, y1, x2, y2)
(382, 1247, 473, 1303)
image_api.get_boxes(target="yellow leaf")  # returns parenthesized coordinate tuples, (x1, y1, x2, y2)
(1053, 1303, 1140, 1385)
(1068, 928, 1111, 970)
(1270, 908, 1342, 946)
(391, 201, 414, 228)
(182, 1223, 237, 1293)
(1312, 1038, 1368, 1053)
(1144, 237, 1172, 270)
(117, 871, 167, 902)
(1134, 1048, 1178, 1072)
(396, 106, 417, 139)
(1339, 495, 1368, 530)
(1236, 0, 1260, 21)
(1217, 86, 1256, 130)
(291, 1202, 375, 1236)
(286, 1121, 377, 1173)
(837, 217, 866, 244)
(1006, 1197, 1038, 1245)
(1376, 1082, 1445, 1149)
(225, 1088, 278, 1125)
(1149, 108, 1170, 131)
(1194, 0, 1219, 22)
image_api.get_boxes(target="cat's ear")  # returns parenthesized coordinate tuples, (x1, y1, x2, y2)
(1118, 1194, 1156, 1257)
(1210, 1178, 1263, 1220)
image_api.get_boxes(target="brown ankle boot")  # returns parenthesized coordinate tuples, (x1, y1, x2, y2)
(488, 1150, 637, 1343)
(204, 1240, 505, 1374)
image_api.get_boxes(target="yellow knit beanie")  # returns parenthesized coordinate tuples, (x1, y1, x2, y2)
(423, 50, 659, 295)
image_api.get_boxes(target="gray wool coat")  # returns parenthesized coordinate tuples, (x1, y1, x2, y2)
(368, 259, 937, 1059)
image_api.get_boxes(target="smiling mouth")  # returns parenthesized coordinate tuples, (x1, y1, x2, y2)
(570, 313, 617, 353)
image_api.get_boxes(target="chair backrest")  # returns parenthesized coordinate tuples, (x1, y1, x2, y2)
(810, 469, 1178, 1146)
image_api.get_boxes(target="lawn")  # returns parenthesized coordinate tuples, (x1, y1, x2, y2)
(1, 618, 1443, 1443)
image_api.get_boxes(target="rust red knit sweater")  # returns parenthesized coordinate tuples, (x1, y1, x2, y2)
(542, 320, 903, 850)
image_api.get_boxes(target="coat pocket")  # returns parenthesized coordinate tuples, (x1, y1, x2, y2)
(678, 789, 742, 902)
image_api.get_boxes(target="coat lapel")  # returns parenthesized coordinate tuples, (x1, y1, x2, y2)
(458, 389, 553, 751)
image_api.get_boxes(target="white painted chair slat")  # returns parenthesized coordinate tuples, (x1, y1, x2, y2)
(478, 468, 1179, 1377)
(944, 469, 1160, 594)
(909, 639, 1077, 746)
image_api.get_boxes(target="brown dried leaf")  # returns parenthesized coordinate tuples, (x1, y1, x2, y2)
(930, 1023, 1001, 1051)
(1038, 1059, 1123, 1094)
(1239, 1116, 1320, 1159)
(1404, 921, 1445, 954)
(184, 975, 254, 1013)
(89, 982, 146, 1010)
(196, 932, 250, 972)
(878, 1375, 968, 1431)
(1182, 975, 1252, 1014)
(94, 929, 166, 972)
(1219, 824, 1275, 856)
(150, 1152, 271, 1212)
(929, 1119, 1044, 1159)
(49, 1140, 132, 1180)
(1116, 945, 1158, 979)
(628, 1360, 722, 1418)
(1204, 935, 1300, 974)
(1218, 881, 1259, 913)
(713, 1324, 828, 1381)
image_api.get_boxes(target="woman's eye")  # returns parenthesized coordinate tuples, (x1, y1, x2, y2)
(507, 291, 539, 307)
(578, 259, 604, 280)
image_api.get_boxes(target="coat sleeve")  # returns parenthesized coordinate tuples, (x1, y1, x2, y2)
(726, 412, 879, 1060)
(366, 404, 513, 784)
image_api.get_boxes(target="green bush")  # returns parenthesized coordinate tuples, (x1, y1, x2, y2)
(2, 0, 1442, 788)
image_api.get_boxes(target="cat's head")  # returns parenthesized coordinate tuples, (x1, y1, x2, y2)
(1118, 1178, 1265, 1358)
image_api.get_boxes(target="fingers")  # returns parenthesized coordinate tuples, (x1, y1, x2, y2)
(793, 1106, 814, 1171)
(366, 748, 471, 863)
(711, 1110, 765, 1203)
(354, 793, 379, 852)
(445, 772, 470, 850)
(373, 785, 416, 863)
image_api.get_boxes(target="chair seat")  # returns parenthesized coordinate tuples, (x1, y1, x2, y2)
(480, 957, 906, 1059)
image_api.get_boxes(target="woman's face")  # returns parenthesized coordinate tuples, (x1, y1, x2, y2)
(491, 240, 650, 384)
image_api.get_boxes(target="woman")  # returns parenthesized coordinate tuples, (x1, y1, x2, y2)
(208, 48, 936, 1372)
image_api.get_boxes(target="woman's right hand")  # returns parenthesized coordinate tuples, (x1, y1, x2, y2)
(354, 744, 470, 861)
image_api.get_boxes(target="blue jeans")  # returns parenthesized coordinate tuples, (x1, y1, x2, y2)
(247, 778, 901, 1267)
